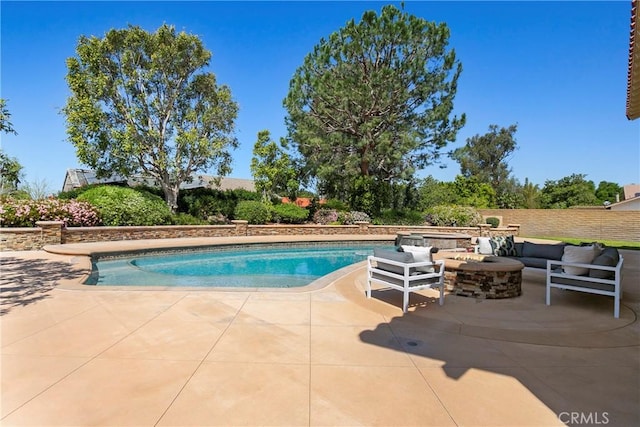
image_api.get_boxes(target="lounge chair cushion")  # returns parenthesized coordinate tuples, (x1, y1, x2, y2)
(400, 245, 435, 273)
(373, 248, 414, 275)
(561, 245, 598, 275)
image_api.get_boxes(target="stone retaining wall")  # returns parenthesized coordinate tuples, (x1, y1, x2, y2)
(0, 222, 519, 252)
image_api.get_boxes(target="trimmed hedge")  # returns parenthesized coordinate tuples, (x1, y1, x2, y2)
(77, 186, 172, 226)
(271, 203, 309, 224)
(234, 201, 271, 224)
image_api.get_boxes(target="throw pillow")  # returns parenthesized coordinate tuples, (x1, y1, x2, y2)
(588, 253, 616, 280)
(476, 237, 493, 255)
(561, 245, 598, 276)
(489, 235, 517, 256)
(522, 242, 566, 260)
(401, 245, 434, 273)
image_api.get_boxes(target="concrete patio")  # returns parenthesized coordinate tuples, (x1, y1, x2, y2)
(1, 237, 638, 426)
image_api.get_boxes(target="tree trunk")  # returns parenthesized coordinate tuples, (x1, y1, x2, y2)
(162, 185, 179, 213)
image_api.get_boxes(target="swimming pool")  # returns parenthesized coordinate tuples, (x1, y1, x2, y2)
(86, 243, 391, 288)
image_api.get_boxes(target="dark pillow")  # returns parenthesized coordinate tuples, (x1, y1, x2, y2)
(489, 235, 517, 256)
(599, 247, 620, 264)
(588, 254, 617, 279)
(514, 242, 524, 257)
(373, 248, 414, 274)
(522, 242, 565, 260)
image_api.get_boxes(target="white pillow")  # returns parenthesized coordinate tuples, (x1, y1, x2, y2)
(477, 237, 493, 255)
(561, 245, 597, 275)
(401, 245, 434, 273)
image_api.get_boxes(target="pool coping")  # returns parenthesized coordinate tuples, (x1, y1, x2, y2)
(44, 234, 396, 292)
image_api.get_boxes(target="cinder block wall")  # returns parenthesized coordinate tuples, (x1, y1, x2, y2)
(479, 209, 640, 242)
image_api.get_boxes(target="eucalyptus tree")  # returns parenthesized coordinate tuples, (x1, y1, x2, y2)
(284, 4, 465, 214)
(64, 24, 238, 211)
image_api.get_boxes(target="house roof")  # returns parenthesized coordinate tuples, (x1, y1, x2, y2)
(62, 169, 255, 192)
(605, 195, 640, 209)
(627, 0, 640, 119)
(623, 183, 640, 199)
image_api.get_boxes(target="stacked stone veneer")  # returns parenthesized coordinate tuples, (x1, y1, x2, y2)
(0, 221, 517, 252)
(444, 269, 522, 299)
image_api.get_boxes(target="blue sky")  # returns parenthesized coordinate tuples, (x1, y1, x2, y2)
(1, 1, 639, 194)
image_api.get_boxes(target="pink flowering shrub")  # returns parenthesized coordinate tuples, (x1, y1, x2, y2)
(0, 196, 101, 227)
(313, 208, 339, 225)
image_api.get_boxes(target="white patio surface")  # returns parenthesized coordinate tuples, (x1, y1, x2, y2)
(1, 236, 638, 426)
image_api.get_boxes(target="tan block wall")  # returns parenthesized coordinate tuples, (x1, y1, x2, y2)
(479, 209, 640, 242)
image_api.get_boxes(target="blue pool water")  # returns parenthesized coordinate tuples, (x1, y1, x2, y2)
(86, 244, 390, 288)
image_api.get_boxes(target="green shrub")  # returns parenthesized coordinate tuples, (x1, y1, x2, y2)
(77, 185, 172, 226)
(170, 213, 208, 225)
(177, 187, 260, 221)
(271, 203, 309, 224)
(234, 200, 271, 224)
(322, 199, 349, 211)
(485, 216, 500, 228)
(424, 205, 482, 227)
(0, 196, 101, 227)
(373, 209, 425, 225)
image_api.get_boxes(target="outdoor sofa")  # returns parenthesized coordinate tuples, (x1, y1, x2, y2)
(477, 236, 624, 318)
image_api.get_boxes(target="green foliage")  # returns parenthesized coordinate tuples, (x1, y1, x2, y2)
(284, 4, 465, 213)
(0, 149, 23, 194)
(0, 196, 100, 227)
(271, 203, 309, 224)
(177, 187, 260, 222)
(485, 217, 500, 228)
(373, 209, 425, 226)
(520, 178, 540, 209)
(595, 181, 623, 205)
(539, 174, 599, 208)
(233, 200, 271, 224)
(322, 199, 349, 211)
(451, 124, 518, 200)
(449, 175, 496, 208)
(251, 130, 299, 200)
(63, 24, 239, 210)
(77, 186, 172, 226)
(0, 99, 17, 135)
(170, 213, 208, 225)
(424, 205, 483, 227)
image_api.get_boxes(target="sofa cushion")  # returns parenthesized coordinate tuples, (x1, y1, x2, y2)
(522, 242, 565, 260)
(490, 235, 517, 256)
(476, 237, 493, 255)
(400, 245, 434, 273)
(561, 245, 598, 275)
(512, 256, 548, 269)
(373, 248, 414, 275)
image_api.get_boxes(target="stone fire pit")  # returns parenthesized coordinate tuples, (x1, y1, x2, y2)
(433, 253, 524, 299)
